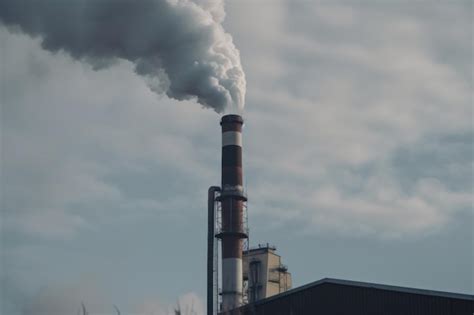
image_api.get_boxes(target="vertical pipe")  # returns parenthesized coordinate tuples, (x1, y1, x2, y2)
(208, 186, 220, 315)
(219, 114, 247, 312)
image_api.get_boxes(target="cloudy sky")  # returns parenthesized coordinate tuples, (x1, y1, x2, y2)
(1, 1, 472, 314)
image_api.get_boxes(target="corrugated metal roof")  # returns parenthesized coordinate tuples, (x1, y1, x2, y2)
(254, 277, 474, 305)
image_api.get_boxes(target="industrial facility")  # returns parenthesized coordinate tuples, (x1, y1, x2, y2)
(208, 115, 473, 315)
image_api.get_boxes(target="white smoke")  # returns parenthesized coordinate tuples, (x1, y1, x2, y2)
(0, 0, 246, 113)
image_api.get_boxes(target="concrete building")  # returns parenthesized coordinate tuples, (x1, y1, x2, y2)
(243, 244, 292, 303)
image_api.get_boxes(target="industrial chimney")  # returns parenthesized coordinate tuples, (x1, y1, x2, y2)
(216, 114, 247, 312)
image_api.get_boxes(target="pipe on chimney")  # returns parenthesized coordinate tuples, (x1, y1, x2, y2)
(208, 186, 220, 315)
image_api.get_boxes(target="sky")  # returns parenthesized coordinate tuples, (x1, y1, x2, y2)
(1, 1, 473, 314)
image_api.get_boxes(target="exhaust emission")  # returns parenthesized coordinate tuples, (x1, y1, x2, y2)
(0, 0, 246, 113)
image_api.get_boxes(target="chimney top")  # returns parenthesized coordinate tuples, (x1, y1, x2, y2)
(221, 114, 243, 125)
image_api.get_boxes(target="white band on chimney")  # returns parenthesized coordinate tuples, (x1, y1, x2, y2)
(222, 257, 243, 292)
(222, 131, 242, 147)
(221, 257, 243, 311)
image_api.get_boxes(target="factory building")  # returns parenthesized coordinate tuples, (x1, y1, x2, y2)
(221, 278, 473, 315)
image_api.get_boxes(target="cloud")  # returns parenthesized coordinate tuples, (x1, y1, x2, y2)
(225, 1, 472, 238)
(1, 27, 213, 312)
(1, 27, 220, 240)
(1, 1, 471, 243)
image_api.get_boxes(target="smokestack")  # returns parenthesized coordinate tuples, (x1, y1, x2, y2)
(217, 114, 247, 311)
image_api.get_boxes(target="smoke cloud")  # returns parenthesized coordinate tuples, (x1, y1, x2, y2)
(0, 0, 245, 113)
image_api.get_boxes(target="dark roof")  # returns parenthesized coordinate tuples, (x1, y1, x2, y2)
(257, 278, 474, 305)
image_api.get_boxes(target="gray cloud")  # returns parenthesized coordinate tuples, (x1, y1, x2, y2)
(224, 1, 472, 237)
(0, 0, 245, 113)
(2, 0, 471, 246)
(1, 27, 219, 240)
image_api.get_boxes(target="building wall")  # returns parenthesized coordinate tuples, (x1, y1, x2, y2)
(226, 282, 473, 315)
(243, 248, 269, 301)
(243, 247, 292, 303)
(266, 250, 280, 297)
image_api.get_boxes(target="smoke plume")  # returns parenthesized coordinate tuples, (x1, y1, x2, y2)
(0, 0, 245, 113)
